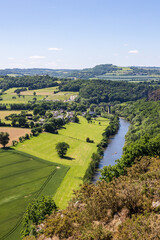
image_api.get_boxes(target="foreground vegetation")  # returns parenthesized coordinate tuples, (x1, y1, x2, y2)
(0, 149, 69, 239)
(25, 155, 160, 240)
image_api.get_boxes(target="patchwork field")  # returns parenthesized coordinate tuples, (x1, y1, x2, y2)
(21, 87, 78, 101)
(15, 116, 109, 209)
(1, 93, 43, 104)
(21, 86, 58, 95)
(1, 87, 78, 103)
(0, 149, 69, 240)
(0, 127, 31, 147)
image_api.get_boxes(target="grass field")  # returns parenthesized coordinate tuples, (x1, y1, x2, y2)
(1, 93, 43, 104)
(1, 87, 78, 104)
(0, 149, 69, 240)
(0, 127, 31, 147)
(21, 86, 58, 95)
(21, 87, 78, 101)
(15, 116, 109, 209)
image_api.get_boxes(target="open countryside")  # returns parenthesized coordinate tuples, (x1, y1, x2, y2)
(14, 116, 109, 208)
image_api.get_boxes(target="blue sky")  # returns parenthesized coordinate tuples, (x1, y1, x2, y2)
(0, 0, 160, 69)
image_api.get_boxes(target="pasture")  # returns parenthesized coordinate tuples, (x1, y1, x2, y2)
(1, 93, 43, 104)
(20, 86, 58, 95)
(0, 127, 31, 147)
(15, 116, 109, 208)
(0, 149, 69, 239)
(2, 87, 78, 103)
(21, 87, 78, 101)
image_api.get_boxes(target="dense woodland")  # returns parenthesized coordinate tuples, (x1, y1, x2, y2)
(0, 75, 58, 91)
(60, 79, 156, 103)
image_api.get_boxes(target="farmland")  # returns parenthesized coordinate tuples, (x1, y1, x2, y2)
(1, 88, 44, 104)
(15, 116, 109, 209)
(0, 127, 31, 147)
(0, 111, 22, 120)
(21, 87, 78, 101)
(0, 87, 78, 104)
(0, 149, 69, 239)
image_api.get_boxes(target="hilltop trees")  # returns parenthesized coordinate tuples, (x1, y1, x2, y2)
(0, 132, 9, 148)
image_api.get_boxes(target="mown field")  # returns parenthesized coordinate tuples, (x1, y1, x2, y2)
(15, 116, 109, 209)
(0, 149, 69, 240)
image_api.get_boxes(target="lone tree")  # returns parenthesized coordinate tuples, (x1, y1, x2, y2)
(0, 132, 10, 148)
(56, 142, 70, 158)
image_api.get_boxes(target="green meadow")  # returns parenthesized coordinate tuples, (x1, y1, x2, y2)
(0, 149, 69, 239)
(15, 116, 109, 208)
(1, 93, 43, 104)
(1, 87, 78, 104)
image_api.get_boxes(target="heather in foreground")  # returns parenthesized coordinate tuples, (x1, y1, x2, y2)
(24, 156, 160, 240)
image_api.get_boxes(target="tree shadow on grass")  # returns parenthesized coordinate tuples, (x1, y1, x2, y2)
(0, 147, 12, 151)
(62, 156, 75, 161)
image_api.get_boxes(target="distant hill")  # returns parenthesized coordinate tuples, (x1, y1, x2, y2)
(1, 64, 160, 80)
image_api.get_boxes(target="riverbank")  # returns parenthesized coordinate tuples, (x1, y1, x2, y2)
(83, 116, 119, 183)
(92, 118, 130, 182)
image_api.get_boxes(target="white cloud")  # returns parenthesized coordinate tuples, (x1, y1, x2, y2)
(128, 50, 139, 54)
(29, 56, 46, 59)
(48, 48, 62, 51)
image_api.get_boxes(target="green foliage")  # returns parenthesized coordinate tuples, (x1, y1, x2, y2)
(0, 75, 58, 92)
(56, 142, 70, 158)
(0, 132, 9, 147)
(21, 196, 57, 238)
(60, 79, 154, 104)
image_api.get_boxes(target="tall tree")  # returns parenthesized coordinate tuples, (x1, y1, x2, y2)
(56, 142, 70, 158)
(0, 132, 10, 148)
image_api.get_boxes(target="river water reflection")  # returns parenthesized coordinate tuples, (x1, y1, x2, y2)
(92, 118, 130, 183)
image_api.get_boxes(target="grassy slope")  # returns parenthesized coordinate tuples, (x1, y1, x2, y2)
(0, 149, 69, 239)
(15, 116, 109, 208)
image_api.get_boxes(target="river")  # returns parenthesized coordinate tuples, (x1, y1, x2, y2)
(92, 118, 130, 183)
